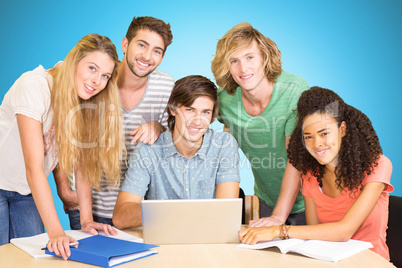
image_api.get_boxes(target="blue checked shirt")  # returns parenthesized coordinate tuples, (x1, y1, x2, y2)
(121, 130, 240, 199)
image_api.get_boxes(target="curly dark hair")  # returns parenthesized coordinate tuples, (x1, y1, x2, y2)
(287, 86, 382, 191)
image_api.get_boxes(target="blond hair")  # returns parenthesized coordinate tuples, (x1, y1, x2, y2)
(211, 22, 282, 95)
(50, 33, 125, 189)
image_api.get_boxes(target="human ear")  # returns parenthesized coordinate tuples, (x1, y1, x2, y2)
(122, 37, 128, 55)
(169, 107, 176, 117)
(340, 121, 347, 137)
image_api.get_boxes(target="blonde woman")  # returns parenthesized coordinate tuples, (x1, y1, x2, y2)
(0, 33, 124, 260)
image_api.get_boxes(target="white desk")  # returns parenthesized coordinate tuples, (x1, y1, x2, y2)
(0, 227, 395, 267)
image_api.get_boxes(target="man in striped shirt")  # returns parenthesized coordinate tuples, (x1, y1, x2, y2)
(55, 16, 175, 231)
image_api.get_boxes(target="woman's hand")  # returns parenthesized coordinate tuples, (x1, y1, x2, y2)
(81, 220, 117, 236)
(238, 226, 279, 245)
(46, 233, 78, 260)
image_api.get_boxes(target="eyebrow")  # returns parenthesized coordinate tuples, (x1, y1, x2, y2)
(89, 62, 100, 69)
(138, 39, 165, 53)
(230, 52, 255, 60)
(89, 62, 112, 76)
(303, 128, 329, 135)
(188, 106, 212, 112)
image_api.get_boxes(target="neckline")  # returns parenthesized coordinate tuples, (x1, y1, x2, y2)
(238, 82, 277, 119)
(122, 74, 151, 113)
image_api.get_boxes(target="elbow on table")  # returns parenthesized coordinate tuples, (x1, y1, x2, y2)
(332, 225, 356, 242)
(112, 212, 142, 230)
(112, 213, 125, 230)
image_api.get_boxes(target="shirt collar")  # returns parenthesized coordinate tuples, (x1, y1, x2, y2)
(161, 129, 212, 160)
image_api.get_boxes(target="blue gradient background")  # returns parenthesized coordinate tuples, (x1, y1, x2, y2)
(1, 0, 401, 230)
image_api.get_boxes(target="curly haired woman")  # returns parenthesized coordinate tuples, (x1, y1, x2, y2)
(239, 86, 393, 260)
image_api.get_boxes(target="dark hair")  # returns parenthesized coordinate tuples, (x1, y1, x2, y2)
(125, 16, 173, 54)
(167, 75, 218, 131)
(287, 86, 382, 191)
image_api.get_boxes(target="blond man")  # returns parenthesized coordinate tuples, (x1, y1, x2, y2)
(212, 22, 309, 226)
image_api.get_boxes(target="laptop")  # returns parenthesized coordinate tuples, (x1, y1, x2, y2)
(141, 198, 242, 244)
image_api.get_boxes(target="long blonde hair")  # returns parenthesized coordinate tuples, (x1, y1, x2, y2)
(50, 33, 125, 189)
(211, 22, 282, 95)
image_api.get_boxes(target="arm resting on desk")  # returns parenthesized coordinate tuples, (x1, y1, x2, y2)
(249, 137, 301, 227)
(240, 182, 385, 244)
(17, 114, 75, 260)
(113, 191, 143, 229)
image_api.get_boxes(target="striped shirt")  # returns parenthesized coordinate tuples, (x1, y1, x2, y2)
(91, 69, 174, 219)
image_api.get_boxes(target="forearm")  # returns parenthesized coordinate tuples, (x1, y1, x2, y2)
(74, 170, 93, 225)
(53, 166, 78, 209)
(241, 220, 355, 245)
(112, 202, 142, 229)
(26, 168, 64, 237)
(287, 222, 355, 242)
(215, 181, 239, 198)
(271, 161, 301, 223)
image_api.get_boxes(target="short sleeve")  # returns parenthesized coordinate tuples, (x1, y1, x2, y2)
(11, 71, 50, 123)
(216, 133, 240, 184)
(284, 109, 298, 137)
(121, 144, 152, 197)
(217, 87, 229, 125)
(363, 155, 394, 193)
(284, 77, 309, 137)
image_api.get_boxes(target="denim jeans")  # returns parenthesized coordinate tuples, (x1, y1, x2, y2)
(67, 209, 113, 230)
(259, 197, 306, 226)
(0, 189, 44, 245)
(67, 209, 82, 230)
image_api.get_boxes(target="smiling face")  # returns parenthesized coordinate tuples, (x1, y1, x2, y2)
(75, 51, 115, 100)
(171, 96, 214, 148)
(229, 40, 270, 94)
(122, 29, 165, 78)
(302, 113, 346, 168)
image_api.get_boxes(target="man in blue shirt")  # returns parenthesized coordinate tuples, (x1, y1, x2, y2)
(112, 75, 240, 229)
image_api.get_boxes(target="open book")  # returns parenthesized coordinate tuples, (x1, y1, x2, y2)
(237, 238, 373, 262)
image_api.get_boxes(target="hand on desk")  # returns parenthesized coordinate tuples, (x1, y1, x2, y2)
(248, 215, 283, 227)
(81, 220, 118, 236)
(239, 226, 277, 245)
(46, 233, 78, 260)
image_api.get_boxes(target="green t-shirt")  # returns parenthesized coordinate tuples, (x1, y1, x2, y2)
(218, 71, 308, 214)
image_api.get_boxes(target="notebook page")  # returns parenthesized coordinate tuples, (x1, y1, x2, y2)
(109, 250, 157, 267)
(288, 239, 373, 262)
(237, 238, 305, 252)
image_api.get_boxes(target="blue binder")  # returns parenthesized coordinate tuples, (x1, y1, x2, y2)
(45, 235, 158, 267)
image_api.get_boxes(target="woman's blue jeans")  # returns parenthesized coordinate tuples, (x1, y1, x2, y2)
(0, 189, 44, 245)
